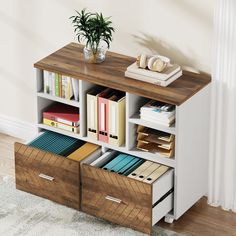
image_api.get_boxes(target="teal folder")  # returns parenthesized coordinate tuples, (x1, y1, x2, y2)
(29, 131, 84, 156)
(117, 156, 140, 175)
(110, 155, 135, 173)
(123, 159, 145, 176)
(102, 154, 126, 170)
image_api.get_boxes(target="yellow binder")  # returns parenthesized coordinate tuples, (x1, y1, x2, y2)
(87, 87, 105, 140)
(67, 143, 100, 162)
(108, 94, 126, 146)
(143, 165, 169, 184)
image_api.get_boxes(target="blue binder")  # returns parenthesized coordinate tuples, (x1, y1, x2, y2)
(123, 159, 145, 176)
(110, 155, 135, 173)
(102, 154, 126, 170)
(117, 156, 140, 174)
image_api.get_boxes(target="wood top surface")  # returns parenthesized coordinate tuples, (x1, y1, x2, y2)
(34, 43, 211, 106)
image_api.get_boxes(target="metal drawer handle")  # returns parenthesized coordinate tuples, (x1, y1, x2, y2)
(105, 195, 122, 204)
(39, 173, 54, 181)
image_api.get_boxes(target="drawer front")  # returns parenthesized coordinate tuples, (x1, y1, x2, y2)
(15, 142, 80, 209)
(81, 164, 152, 235)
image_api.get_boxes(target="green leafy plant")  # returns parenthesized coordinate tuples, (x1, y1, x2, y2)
(70, 9, 114, 56)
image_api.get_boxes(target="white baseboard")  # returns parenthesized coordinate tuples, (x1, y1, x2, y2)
(0, 115, 37, 141)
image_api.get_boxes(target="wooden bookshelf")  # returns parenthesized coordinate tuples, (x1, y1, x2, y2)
(15, 43, 211, 235)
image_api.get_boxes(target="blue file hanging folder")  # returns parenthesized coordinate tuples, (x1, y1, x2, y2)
(102, 154, 127, 170)
(117, 156, 140, 174)
(29, 131, 84, 156)
(110, 155, 135, 173)
(123, 159, 145, 176)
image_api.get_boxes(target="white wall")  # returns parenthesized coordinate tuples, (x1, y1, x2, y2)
(0, 0, 214, 134)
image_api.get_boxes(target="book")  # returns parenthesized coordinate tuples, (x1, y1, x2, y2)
(43, 103, 80, 126)
(140, 115, 175, 126)
(67, 143, 100, 162)
(140, 100, 175, 118)
(125, 70, 182, 87)
(126, 62, 181, 81)
(55, 74, 60, 97)
(72, 78, 80, 101)
(43, 118, 80, 133)
(43, 71, 50, 94)
(61, 75, 73, 99)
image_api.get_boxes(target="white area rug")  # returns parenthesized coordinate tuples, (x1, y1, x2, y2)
(0, 176, 183, 236)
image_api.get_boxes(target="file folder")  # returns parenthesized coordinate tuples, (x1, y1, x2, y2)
(122, 159, 145, 176)
(127, 161, 153, 179)
(110, 155, 134, 173)
(87, 86, 106, 140)
(136, 163, 161, 181)
(98, 89, 117, 143)
(143, 165, 169, 184)
(29, 131, 84, 156)
(67, 143, 100, 162)
(117, 156, 141, 175)
(108, 92, 126, 146)
(102, 153, 126, 171)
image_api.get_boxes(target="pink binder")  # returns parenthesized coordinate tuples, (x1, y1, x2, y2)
(98, 88, 114, 143)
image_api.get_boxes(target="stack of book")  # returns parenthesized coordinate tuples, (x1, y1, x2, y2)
(136, 125, 175, 158)
(140, 100, 175, 127)
(43, 70, 80, 101)
(92, 151, 169, 184)
(43, 103, 80, 134)
(125, 62, 182, 87)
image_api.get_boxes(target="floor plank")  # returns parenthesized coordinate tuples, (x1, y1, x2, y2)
(0, 133, 236, 236)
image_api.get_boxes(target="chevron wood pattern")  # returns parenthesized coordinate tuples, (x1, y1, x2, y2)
(14, 142, 80, 210)
(81, 164, 153, 235)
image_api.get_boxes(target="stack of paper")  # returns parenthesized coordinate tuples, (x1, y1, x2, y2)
(125, 62, 182, 87)
(140, 100, 175, 126)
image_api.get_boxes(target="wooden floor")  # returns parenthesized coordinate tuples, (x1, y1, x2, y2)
(1, 133, 236, 236)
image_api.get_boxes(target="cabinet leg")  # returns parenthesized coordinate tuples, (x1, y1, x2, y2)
(164, 215, 174, 224)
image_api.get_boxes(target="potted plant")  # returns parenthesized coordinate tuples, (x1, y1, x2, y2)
(70, 9, 115, 63)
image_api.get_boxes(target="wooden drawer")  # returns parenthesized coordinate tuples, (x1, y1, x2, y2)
(14, 140, 101, 210)
(81, 151, 174, 235)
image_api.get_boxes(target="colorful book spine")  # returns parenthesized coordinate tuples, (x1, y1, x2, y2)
(43, 118, 80, 133)
(55, 74, 60, 97)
